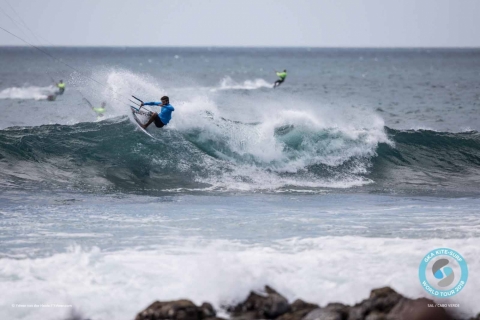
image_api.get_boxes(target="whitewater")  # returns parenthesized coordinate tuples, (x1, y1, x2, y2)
(0, 47, 479, 320)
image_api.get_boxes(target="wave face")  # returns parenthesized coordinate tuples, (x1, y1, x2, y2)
(371, 128, 480, 193)
(1, 114, 479, 194)
(0, 119, 210, 192)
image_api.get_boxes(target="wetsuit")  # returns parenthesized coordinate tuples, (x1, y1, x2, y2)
(143, 102, 175, 128)
(274, 71, 287, 88)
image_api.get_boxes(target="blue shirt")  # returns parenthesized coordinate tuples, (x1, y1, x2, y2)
(143, 102, 175, 124)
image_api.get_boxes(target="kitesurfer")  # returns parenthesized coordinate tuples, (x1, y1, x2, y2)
(83, 97, 106, 118)
(140, 96, 174, 129)
(273, 70, 287, 88)
(92, 102, 107, 117)
(56, 80, 65, 95)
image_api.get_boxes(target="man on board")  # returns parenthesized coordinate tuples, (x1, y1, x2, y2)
(273, 70, 287, 88)
(56, 80, 66, 95)
(140, 96, 174, 129)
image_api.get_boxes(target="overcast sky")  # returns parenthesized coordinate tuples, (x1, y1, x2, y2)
(0, 0, 479, 47)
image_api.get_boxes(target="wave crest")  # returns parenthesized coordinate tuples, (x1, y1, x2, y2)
(213, 76, 272, 91)
(0, 85, 57, 100)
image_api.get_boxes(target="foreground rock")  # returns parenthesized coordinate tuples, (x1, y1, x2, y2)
(227, 285, 290, 319)
(135, 300, 219, 320)
(135, 285, 477, 320)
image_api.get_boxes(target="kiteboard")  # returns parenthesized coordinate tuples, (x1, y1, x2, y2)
(130, 106, 154, 138)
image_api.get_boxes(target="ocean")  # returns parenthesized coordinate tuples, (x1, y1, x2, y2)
(0, 47, 479, 319)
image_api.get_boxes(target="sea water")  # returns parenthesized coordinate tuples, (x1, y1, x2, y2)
(0, 47, 479, 319)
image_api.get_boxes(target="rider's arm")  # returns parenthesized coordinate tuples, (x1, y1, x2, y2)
(143, 102, 161, 106)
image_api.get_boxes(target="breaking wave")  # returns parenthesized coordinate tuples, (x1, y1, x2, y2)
(0, 115, 479, 194)
(2, 69, 479, 194)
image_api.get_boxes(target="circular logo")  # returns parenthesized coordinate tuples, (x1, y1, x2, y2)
(418, 248, 468, 298)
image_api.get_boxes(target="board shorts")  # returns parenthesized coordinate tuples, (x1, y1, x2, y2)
(154, 115, 165, 128)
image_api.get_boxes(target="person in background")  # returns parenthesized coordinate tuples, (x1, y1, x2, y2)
(92, 102, 106, 118)
(56, 80, 66, 95)
(83, 98, 106, 119)
(273, 70, 287, 88)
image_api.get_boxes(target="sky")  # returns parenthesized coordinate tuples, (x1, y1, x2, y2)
(0, 0, 479, 47)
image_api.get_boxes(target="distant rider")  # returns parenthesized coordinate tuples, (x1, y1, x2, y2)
(82, 97, 106, 118)
(273, 70, 287, 88)
(141, 96, 174, 129)
(56, 80, 66, 95)
(92, 102, 107, 117)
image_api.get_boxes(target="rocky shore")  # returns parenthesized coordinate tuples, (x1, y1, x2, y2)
(134, 286, 479, 320)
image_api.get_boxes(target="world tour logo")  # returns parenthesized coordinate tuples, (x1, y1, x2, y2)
(418, 248, 468, 298)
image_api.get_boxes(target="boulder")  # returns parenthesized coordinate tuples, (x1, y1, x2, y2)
(135, 285, 461, 320)
(290, 299, 320, 313)
(228, 286, 291, 319)
(386, 297, 453, 320)
(364, 311, 387, 320)
(200, 303, 217, 318)
(323, 303, 349, 318)
(277, 299, 319, 320)
(348, 287, 402, 320)
(303, 308, 343, 320)
(135, 299, 221, 320)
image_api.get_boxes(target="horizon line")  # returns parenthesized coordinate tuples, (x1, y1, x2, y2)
(1, 45, 480, 49)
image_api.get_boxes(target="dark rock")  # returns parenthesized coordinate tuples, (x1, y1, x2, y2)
(229, 292, 262, 313)
(263, 287, 291, 318)
(366, 287, 402, 314)
(301, 303, 350, 320)
(277, 310, 313, 320)
(386, 297, 453, 320)
(277, 299, 319, 320)
(230, 311, 257, 320)
(324, 303, 349, 319)
(369, 288, 397, 300)
(347, 306, 364, 320)
(265, 285, 279, 295)
(470, 313, 480, 320)
(228, 286, 290, 319)
(303, 308, 343, 320)
(364, 311, 387, 320)
(136, 285, 461, 320)
(200, 303, 216, 318)
(135, 299, 214, 320)
(290, 299, 319, 313)
(348, 287, 402, 320)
